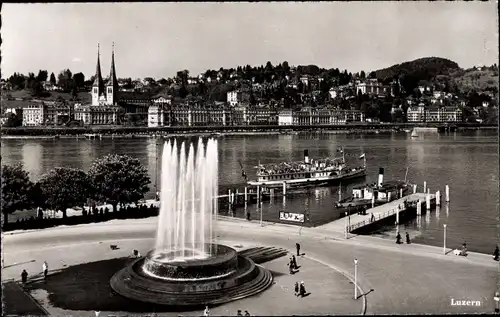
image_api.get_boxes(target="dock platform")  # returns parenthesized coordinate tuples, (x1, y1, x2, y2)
(318, 193, 436, 234)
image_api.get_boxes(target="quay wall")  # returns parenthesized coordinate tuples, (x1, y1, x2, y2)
(0, 122, 497, 136)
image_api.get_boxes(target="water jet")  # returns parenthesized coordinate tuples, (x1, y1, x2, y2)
(110, 138, 272, 307)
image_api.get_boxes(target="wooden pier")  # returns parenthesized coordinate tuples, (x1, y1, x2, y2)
(318, 192, 438, 234)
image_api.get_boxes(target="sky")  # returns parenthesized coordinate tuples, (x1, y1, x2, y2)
(2, 2, 498, 80)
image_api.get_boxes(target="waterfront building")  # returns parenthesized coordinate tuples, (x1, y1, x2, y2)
(22, 103, 44, 126)
(74, 44, 122, 125)
(280, 108, 365, 126)
(407, 103, 462, 122)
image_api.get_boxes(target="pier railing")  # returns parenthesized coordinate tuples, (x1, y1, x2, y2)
(347, 202, 411, 232)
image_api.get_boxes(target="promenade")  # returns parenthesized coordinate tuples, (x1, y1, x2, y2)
(3, 216, 497, 315)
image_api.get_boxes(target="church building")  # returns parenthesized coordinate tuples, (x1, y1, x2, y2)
(74, 44, 123, 125)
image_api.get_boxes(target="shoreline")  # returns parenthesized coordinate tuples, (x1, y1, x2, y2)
(1, 126, 496, 140)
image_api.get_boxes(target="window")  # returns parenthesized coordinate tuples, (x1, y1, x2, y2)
(108, 88, 112, 94)
(93, 88, 97, 94)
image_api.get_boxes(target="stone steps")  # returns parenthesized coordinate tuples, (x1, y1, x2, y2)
(239, 246, 289, 264)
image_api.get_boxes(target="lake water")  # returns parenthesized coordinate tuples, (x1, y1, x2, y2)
(1, 130, 497, 254)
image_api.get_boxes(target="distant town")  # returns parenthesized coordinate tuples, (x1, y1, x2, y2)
(1, 46, 498, 129)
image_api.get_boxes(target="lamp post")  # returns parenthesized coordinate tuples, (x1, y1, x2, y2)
(345, 211, 348, 239)
(259, 201, 263, 227)
(443, 224, 447, 255)
(354, 258, 358, 300)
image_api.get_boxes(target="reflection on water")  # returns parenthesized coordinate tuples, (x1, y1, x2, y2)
(1, 130, 497, 253)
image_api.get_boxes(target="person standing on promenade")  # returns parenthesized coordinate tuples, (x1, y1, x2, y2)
(291, 255, 298, 269)
(42, 261, 48, 280)
(244, 310, 250, 316)
(21, 269, 28, 285)
(294, 281, 299, 296)
(299, 281, 306, 297)
(396, 232, 402, 244)
(493, 245, 499, 261)
(406, 232, 411, 244)
(296, 243, 301, 256)
(204, 305, 210, 316)
(237, 309, 242, 316)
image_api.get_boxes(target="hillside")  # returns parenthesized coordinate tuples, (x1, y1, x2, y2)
(448, 67, 498, 95)
(374, 57, 460, 82)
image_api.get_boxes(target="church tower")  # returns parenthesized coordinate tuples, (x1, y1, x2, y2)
(105, 42, 119, 105)
(91, 44, 106, 106)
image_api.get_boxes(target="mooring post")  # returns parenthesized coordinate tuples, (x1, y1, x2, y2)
(228, 189, 232, 205)
(427, 188, 430, 195)
(399, 188, 403, 199)
(445, 185, 450, 202)
(423, 181, 427, 193)
(413, 184, 417, 194)
(436, 190, 441, 206)
(387, 192, 391, 202)
(426, 194, 431, 210)
(244, 187, 248, 202)
(257, 186, 260, 203)
(371, 196, 375, 208)
(417, 200, 422, 215)
(282, 181, 287, 196)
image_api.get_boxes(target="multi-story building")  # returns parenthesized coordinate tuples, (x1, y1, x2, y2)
(279, 108, 365, 126)
(355, 79, 389, 96)
(407, 104, 462, 122)
(227, 90, 242, 106)
(22, 103, 44, 126)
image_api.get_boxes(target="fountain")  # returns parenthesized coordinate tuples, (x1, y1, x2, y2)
(110, 138, 272, 307)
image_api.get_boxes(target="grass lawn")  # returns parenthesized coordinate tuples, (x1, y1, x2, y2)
(25, 257, 195, 313)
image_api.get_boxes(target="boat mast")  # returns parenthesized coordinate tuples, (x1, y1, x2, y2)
(404, 166, 409, 183)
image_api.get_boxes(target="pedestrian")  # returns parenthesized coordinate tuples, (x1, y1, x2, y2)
(156, 191, 160, 201)
(294, 281, 299, 296)
(21, 269, 28, 284)
(244, 311, 250, 316)
(296, 243, 301, 256)
(288, 260, 294, 275)
(291, 255, 298, 269)
(299, 281, 306, 297)
(405, 232, 411, 244)
(370, 213, 375, 223)
(237, 309, 242, 316)
(493, 246, 499, 261)
(42, 261, 48, 279)
(396, 232, 402, 244)
(246, 211, 251, 221)
(204, 305, 210, 316)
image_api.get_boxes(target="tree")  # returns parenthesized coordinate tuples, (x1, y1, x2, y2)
(57, 69, 73, 91)
(36, 70, 48, 82)
(3, 112, 23, 127)
(31, 81, 44, 97)
(360, 71, 366, 79)
(50, 72, 57, 85)
(73, 72, 85, 89)
(37, 167, 93, 219)
(1, 164, 34, 227)
(88, 154, 151, 212)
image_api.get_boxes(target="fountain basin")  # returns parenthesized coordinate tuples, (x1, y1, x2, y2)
(110, 243, 273, 306)
(142, 244, 238, 280)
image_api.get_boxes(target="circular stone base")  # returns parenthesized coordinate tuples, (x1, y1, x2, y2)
(110, 244, 273, 306)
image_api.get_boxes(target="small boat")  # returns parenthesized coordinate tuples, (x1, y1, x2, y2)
(411, 130, 418, 138)
(336, 168, 411, 209)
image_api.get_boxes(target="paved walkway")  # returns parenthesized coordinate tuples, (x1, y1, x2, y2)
(2, 217, 497, 315)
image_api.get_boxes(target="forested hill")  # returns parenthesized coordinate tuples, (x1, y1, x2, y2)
(374, 57, 461, 82)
